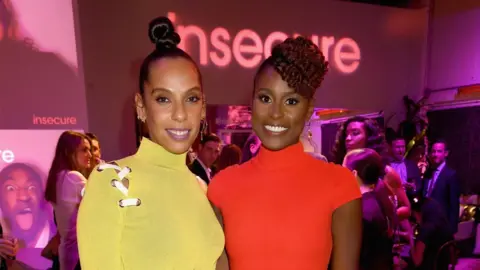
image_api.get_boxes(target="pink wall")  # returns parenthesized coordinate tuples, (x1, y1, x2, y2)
(427, 0, 480, 91)
(0, 0, 88, 130)
(0, 1, 88, 267)
(76, 0, 428, 160)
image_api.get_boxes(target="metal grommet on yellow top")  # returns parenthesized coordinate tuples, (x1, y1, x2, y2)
(118, 198, 141, 208)
(96, 163, 141, 208)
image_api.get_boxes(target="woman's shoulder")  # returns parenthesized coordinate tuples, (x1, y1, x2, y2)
(211, 164, 243, 183)
(303, 155, 348, 176)
(91, 155, 135, 174)
(86, 157, 134, 188)
(208, 163, 251, 192)
(59, 170, 86, 185)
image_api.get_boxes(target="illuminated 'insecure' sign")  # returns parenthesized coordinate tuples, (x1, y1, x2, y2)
(168, 12, 361, 74)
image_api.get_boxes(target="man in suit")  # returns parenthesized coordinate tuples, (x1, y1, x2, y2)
(422, 139, 460, 233)
(388, 135, 422, 197)
(189, 133, 221, 184)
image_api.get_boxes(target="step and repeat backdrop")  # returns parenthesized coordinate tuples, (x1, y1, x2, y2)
(0, 0, 87, 268)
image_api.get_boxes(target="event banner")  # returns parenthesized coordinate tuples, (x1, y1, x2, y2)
(0, 130, 85, 269)
(0, 0, 87, 130)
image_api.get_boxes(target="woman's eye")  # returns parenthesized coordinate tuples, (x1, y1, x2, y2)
(156, 97, 170, 103)
(285, 98, 299, 105)
(6, 185, 15, 192)
(187, 96, 200, 103)
(258, 95, 272, 103)
(28, 186, 36, 191)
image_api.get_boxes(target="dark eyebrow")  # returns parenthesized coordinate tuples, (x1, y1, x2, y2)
(256, 88, 272, 93)
(256, 87, 298, 97)
(151, 86, 202, 94)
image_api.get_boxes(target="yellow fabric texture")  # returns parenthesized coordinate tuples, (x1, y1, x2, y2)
(77, 138, 224, 270)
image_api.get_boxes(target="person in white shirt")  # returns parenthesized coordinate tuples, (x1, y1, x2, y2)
(45, 131, 92, 270)
(387, 135, 421, 196)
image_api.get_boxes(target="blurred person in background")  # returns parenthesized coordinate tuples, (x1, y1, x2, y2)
(409, 195, 454, 269)
(85, 133, 102, 166)
(45, 131, 91, 270)
(189, 133, 221, 184)
(332, 116, 411, 221)
(422, 139, 460, 234)
(240, 133, 261, 164)
(343, 148, 394, 270)
(216, 144, 242, 172)
(387, 134, 421, 198)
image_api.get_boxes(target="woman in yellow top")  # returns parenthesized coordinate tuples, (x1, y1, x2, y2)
(77, 16, 226, 270)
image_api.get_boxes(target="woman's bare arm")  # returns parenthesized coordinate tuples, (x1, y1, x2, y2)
(384, 165, 411, 220)
(330, 198, 362, 270)
(211, 204, 229, 270)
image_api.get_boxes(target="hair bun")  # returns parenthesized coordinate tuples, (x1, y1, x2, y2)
(148, 16, 181, 50)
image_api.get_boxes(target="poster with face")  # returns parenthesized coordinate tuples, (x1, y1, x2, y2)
(0, 129, 82, 269)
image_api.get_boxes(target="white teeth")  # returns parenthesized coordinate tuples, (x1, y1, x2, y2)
(265, 125, 288, 132)
(169, 130, 188, 136)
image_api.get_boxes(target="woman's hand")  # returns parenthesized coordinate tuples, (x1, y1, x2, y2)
(0, 238, 18, 259)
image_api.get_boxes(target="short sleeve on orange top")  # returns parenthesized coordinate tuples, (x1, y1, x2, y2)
(208, 142, 361, 270)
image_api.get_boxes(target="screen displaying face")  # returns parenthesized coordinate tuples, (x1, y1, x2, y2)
(0, 129, 83, 269)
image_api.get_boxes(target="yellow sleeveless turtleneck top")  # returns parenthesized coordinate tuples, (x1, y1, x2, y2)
(77, 138, 224, 270)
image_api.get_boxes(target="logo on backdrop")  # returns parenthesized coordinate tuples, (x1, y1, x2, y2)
(32, 115, 77, 126)
(0, 149, 15, 163)
(168, 11, 361, 74)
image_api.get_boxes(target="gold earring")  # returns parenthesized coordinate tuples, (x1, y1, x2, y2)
(137, 115, 146, 123)
(307, 122, 312, 140)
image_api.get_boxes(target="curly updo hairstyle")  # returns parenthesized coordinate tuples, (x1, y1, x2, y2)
(139, 16, 202, 95)
(254, 36, 329, 98)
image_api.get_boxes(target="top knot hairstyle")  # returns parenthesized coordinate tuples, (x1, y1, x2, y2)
(148, 17, 181, 50)
(139, 16, 201, 95)
(255, 36, 329, 98)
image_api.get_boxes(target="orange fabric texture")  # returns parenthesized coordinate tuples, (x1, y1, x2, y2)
(208, 142, 361, 270)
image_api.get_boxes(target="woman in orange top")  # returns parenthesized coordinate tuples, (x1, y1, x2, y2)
(208, 36, 362, 270)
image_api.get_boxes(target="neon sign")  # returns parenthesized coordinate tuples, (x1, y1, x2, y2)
(168, 12, 361, 74)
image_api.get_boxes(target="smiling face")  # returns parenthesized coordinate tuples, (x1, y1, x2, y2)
(252, 66, 314, 151)
(75, 138, 92, 171)
(429, 142, 448, 166)
(136, 57, 205, 154)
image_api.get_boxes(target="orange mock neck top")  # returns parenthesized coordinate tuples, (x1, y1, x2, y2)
(208, 142, 360, 270)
